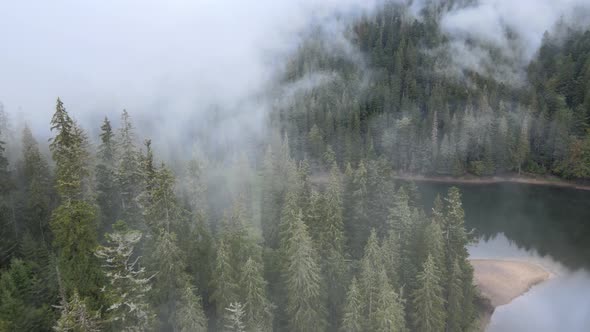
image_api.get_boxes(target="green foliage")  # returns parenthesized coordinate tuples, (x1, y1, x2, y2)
(51, 201, 102, 303)
(411, 255, 446, 332)
(95, 117, 120, 230)
(341, 277, 362, 332)
(95, 223, 155, 331)
(177, 286, 208, 332)
(239, 257, 273, 331)
(54, 290, 101, 332)
(211, 240, 238, 316)
(284, 210, 326, 332)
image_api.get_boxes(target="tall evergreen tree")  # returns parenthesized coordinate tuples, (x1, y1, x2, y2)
(116, 110, 142, 227)
(284, 210, 326, 332)
(20, 125, 52, 245)
(49, 98, 102, 304)
(411, 255, 446, 332)
(177, 286, 208, 332)
(239, 257, 273, 331)
(95, 117, 119, 230)
(341, 277, 362, 332)
(371, 269, 406, 332)
(94, 221, 155, 331)
(210, 240, 238, 317)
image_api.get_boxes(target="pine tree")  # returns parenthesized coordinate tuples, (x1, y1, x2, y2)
(54, 290, 101, 332)
(94, 221, 155, 331)
(284, 210, 325, 332)
(372, 269, 406, 332)
(224, 302, 246, 332)
(177, 286, 208, 332)
(49, 99, 102, 303)
(0, 124, 16, 267)
(387, 187, 418, 290)
(20, 125, 52, 244)
(239, 257, 273, 331)
(442, 187, 476, 330)
(95, 117, 119, 230)
(349, 161, 369, 257)
(359, 229, 382, 327)
(411, 255, 445, 332)
(116, 110, 142, 227)
(446, 259, 464, 332)
(318, 164, 347, 329)
(341, 277, 362, 332)
(0, 258, 55, 331)
(49, 98, 89, 201)
(211, 240, 238, 317)
(381, 230, 401, 289)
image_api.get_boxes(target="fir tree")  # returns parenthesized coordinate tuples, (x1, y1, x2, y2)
(411, 255, 446, 332)
(239, 257, 273, 331)
(94, 221, 155, 331)
(95, 117, 119, 230)
(211, 240, 238, 317)
(224, 302, 246, 332)
(341, 277, 362, 332)
(20, 125, 52, 244)
(177, 286, 208, 332)
(54, 290, 101, 332)
(116, 110, 142, 227)
(372, 269, 406, 332)
(359, 229, 382, 327)
(284, 210, 326, 332)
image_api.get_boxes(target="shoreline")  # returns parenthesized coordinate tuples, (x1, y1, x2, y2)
(470, 258, 553, 331)
(393, 173, 590, 191)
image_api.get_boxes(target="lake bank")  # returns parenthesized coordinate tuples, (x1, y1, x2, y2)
(393, 173, 590, 191)
(471, 259, 553, 330)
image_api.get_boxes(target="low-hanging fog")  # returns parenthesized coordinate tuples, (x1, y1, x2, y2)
(0, 0, 378, 152)
(2, 0, 590, 148)
(2, 1, 590, 331)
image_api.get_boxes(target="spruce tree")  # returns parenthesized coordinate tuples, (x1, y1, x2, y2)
(319, 164, 347, 329)
(411, 255, 446, 332)
(210, 240, 238, 317)
(49, 98, 102, 304)
(116, 110, 142, 227)
(20, 124, 52, 244)
(372, 269, 406, 332)
(224, 302, 246, 332)
(177, 286, 208, 332)
(239, 257, 273, 331)
(95, 117, 119, 230)
(0, 126, 15, 267)
(359, 229, 382, 326)
(284, 210, 325, 332)
(94, 221, 155, 331)
(341, 277, 362, 332)
(54, 290, 101, 332)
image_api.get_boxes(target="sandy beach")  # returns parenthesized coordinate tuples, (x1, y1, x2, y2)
(471, 259, 552, 307)
(471, 259, 553, 330)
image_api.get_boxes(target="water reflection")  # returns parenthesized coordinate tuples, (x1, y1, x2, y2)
(472, 234, 590, 332)
(416, 183, 590, 331)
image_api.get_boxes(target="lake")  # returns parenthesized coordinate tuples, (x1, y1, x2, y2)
(417, 182, 590, 332)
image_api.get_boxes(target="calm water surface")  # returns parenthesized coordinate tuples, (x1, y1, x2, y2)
(418, 183, 590, 332)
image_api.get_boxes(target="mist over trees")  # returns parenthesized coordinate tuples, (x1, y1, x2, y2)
(278, 1, 590, 180)
(0, 0, 589, 331)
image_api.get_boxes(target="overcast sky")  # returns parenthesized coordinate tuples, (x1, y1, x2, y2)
(1, 0, 589, 137)
(0, 0, 377, 136)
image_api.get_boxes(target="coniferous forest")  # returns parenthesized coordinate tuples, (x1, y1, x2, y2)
(1, 0, 590, 331)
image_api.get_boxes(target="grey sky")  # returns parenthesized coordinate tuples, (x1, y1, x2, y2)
(1, 0, 589, 138)
(0, 0, 376, 137)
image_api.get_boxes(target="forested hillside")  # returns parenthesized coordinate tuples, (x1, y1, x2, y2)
(0, 0, 589, 331)
(277, 1, 590, 179)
